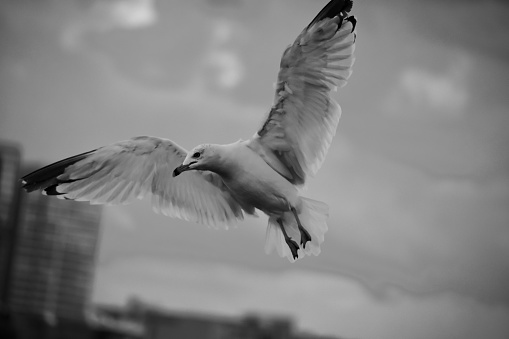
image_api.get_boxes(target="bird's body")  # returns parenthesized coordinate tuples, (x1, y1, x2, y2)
(21, 0, 357, 261)
(216, 141, 299, 216)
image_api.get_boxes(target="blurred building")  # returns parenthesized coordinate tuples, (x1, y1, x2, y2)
(0, 143, 22, 308)
(90, 299, 343, 339)
(144, 310, 292, 339)
(8, 183, 102, 320)
(0, 141, 103, 338)
(0, 142, 22, 338)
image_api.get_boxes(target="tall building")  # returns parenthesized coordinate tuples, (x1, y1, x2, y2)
(8, 182, 102, 321)
(0, 142, 22, 310)
(0, 142, 103, 338)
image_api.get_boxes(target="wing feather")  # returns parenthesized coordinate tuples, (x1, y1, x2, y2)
(21, 136, 244, 228)
(249, 0, 356, 185)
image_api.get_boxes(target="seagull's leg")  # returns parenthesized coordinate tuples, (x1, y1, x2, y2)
(277, 218, 299, 260)
(291, 207, 312, 248)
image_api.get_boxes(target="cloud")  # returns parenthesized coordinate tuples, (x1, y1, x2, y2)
(399, 67, 466, 111)
(396, 0, 509, 60)
(61, 0, 157, 51)
(106, 0, 157, 29)
(205, 50, 245, 89)
(61, 4, 245, 92)
(310, 140, 509, 305)
(93, 256, 509, 339)
(384, 55, 470, 117)
(201, 19, 246, 90)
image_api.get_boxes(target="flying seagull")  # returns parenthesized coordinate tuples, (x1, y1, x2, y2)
(21, 0, 357, 262)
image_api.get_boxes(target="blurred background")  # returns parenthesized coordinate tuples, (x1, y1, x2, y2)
(1, 0, 509, 338)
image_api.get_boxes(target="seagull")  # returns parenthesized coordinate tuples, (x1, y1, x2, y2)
(21, 0, 357, 262)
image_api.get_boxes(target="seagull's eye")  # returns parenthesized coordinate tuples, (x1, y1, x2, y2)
(192, 152, 201, 158)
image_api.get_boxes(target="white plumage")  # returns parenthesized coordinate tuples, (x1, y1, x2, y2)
(22, 0, 357, 262)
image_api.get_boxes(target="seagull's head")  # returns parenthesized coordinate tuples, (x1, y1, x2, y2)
(173, 144, 217, 177)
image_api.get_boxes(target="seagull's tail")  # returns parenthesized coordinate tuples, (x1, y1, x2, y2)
(265, 197, 329, 262)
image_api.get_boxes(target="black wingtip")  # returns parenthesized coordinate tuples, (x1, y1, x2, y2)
(307, 0, 354, 29)
(346, 15, 357, 32)
(21, 149, 96, 193)
(343, 0, 353, 13)
(43, 184, 65, 196)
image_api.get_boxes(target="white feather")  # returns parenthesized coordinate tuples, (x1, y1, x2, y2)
(56, 136, 244, 229)
(249, 19, 356, 185)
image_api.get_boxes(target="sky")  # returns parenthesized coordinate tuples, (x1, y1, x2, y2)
(1, 0, 509, 338)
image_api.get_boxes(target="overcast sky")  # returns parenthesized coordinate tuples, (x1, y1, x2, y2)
(1, 0, 509, 338)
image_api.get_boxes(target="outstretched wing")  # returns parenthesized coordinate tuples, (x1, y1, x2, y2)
(248, 0, 356, 185)
(21, 136, 244, 228)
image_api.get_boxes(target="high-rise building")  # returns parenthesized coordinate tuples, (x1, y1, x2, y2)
(8, 182, 102, 321)
(0, 142, 103, 338)
(0, 142, 22, 310)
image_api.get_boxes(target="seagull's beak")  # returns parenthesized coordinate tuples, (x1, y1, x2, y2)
(172, 162, 195, 177)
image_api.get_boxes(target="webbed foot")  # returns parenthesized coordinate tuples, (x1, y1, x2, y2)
(299, 225, 312, 249)
(277, 218, 300, 260)
(291, 207, 312, 249)
(285, 237, 300, 260)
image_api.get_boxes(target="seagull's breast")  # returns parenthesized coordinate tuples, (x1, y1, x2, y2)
(219, 143, 299, 215)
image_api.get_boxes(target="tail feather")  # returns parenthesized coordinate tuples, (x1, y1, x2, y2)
(21, 150, 96, 194)
(265, 197, 329, 262)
